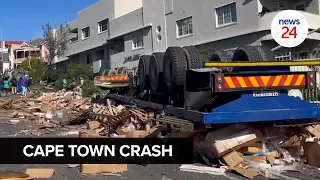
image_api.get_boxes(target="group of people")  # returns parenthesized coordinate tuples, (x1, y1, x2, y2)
(0, 75, 32, 96)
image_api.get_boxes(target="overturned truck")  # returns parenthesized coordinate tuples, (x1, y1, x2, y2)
(94, 45, 320, 127)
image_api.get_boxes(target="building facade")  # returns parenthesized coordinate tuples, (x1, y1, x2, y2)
(0, 41, 24, 73)
(55, 0, 320, 74)
(9, 42, 42, 69)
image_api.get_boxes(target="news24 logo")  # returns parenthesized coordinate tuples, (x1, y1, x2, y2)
(271, 10, 308, 48)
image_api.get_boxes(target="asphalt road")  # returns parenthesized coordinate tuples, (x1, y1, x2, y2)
(0, 118, 247, 180)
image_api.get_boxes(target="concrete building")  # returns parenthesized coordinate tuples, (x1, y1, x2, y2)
(54, 0, 320, 74)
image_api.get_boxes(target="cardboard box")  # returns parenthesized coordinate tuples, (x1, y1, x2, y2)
(242, 143, 263, 154)
(202, 129, 259, 158)
(81, 164, 128, 174)
(222, 151, 243, 168)
(205, 124, 247, 142)
(79, 131, 106, 138)
(79, 131, 128, 174)
(126, 130, 152, 138)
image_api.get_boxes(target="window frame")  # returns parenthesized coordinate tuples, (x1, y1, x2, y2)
(132, 34, 144, 50)
(215, 2, 237, 28)
(81, 26, 90, 40)
(98, 18, 109, 34)
(176, 16, 193, 39)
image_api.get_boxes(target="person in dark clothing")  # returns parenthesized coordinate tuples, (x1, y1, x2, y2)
(28, 77, 32, 93)
(0, 77, 3, 96)
(10, 77, 17, 94)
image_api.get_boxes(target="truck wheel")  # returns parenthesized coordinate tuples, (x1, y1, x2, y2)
(116, 67, 128, 75)
(255, 46, 275, 61)
(102, 69, 116, 76)
(149, 52, 164, 91)
(232, 46, 274, 71)
(210, 51, 233, 72)
(183, 46, 203, 69)
(163, 47, 188, 92)
(232, 46, 272, 62)
(138, 55, 151, 90)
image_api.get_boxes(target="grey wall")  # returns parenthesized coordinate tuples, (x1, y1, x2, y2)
(306, 0, 320, 14)
(142, 0, 167, 52)
(110, 27, 153, 69)
(164, 0, 260, 47)
(109, 8, 144, 37)
(67, 0, 115, 55)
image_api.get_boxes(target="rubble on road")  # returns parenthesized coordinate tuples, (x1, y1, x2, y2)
(4, 90, 320, 178)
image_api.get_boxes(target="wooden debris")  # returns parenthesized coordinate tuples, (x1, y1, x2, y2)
(63, 110, 91, 126)
(87, 121, 101, 130)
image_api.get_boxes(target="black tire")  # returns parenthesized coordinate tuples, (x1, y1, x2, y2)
(232, 46, 274, 71)
(232, 46, 271, 62)
(138, 55, 151, 90)
(149, 52, 164, 91)
(102, 69, 116, 76)
(182, 46, 203, 69)
(255, 46, 275, 61)
(116, 67, 128, 75)
(163, 47, 188, 92)
(210, 51, 233, 72)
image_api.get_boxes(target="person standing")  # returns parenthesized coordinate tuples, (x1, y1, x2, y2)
(3, 78, 10, 95)
(62, 78, 68, 89)
(0, 76, 3, 96)
(28, 77, 32, 93)
(10, 77, 17, 94)
(21, 75, 27, 96)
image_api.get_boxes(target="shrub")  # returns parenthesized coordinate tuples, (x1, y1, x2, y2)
(20, 58, 45, 82)
(66, 63, 93, 81)
(45, 68, 65, 83)
(81, 80, 102, 97)
(51, 63, 100, 97)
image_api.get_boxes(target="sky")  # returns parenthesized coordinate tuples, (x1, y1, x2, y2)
(0, 0, 99, 41)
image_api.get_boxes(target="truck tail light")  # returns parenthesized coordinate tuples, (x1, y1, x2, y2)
(307, 72, 316, 88)
(215, 74, 224, 91)
(217, 75, 223, 82)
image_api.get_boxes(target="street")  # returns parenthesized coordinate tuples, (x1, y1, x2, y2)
(0, 116, 242, 180)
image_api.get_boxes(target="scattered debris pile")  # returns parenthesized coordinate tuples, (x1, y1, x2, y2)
(74, 100, 320, 178)
(189, 124, 320, 179)
(0, 89, 90, 130)
(3, 92, 320, 179)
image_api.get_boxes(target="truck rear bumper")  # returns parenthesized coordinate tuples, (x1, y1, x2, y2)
(203, 92, 320, 124)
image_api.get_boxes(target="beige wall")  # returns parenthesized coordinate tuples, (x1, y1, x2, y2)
(114, 0, 143, 18)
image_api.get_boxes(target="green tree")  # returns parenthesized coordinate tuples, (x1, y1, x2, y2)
(20, 58, 45, 82)
(66, 63, 93, 80)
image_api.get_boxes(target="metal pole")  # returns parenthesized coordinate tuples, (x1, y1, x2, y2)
(271, 27, 320, 52)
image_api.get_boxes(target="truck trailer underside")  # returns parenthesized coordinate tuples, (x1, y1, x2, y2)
(93, 45, 320, 127)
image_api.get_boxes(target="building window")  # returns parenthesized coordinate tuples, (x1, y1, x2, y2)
(132, 35, 144, 50)
(216, 3, 237, 27)
(86, 54, 92, 64)
(98, 19, 108, 33)
(176, 17, 193, 38)
(81, 27, 90, 39)
(70, 36, 78, 43)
